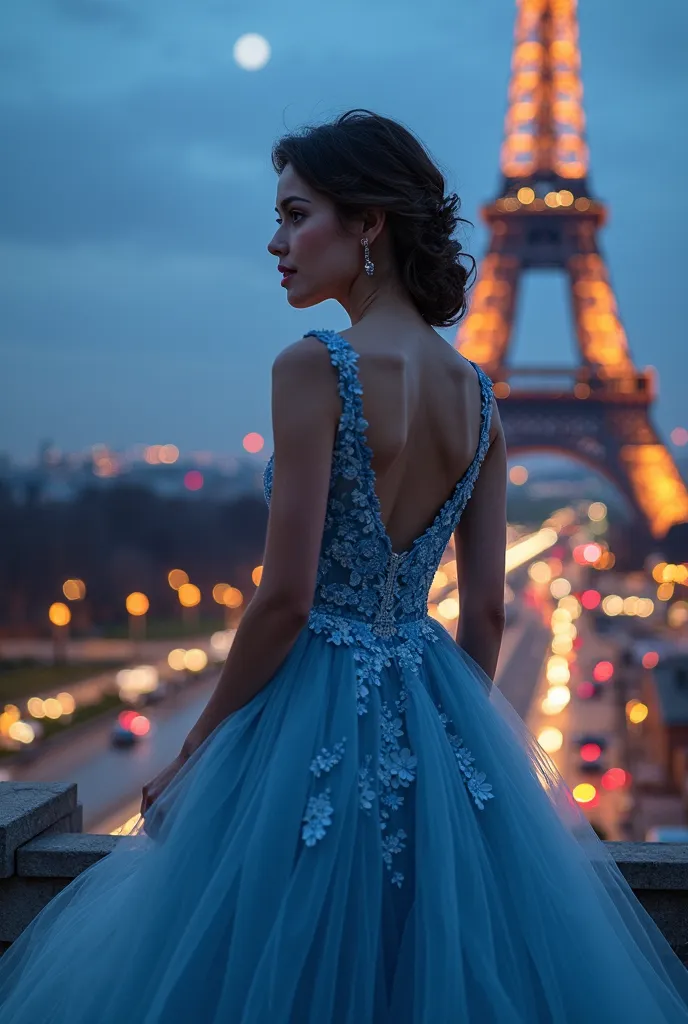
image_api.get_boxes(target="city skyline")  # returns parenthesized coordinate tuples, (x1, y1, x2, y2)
(1, 0, 686, 461)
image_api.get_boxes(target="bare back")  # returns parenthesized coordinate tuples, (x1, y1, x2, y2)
(338, 324, 489, 554)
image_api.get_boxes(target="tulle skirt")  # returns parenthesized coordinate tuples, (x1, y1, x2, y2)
(1, 618, 688, 1023)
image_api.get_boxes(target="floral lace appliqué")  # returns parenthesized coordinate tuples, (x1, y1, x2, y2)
(264, 329, 494, 885)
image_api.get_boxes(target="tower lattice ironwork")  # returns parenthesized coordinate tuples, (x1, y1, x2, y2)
(456, 0, 688, 541)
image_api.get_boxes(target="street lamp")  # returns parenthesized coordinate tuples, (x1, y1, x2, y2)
(178, 582, 201, 630)
(48, 602, 71, 665)
(125, 591, 149, 644)
(222, 585, 244, 628)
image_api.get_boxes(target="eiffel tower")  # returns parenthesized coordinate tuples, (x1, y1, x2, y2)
(456, 0, 688, 547)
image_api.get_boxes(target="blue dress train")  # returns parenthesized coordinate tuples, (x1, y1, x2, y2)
(1, 328, 688, 1022)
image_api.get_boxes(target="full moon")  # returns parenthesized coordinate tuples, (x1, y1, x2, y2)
(233, 34, 271, 71)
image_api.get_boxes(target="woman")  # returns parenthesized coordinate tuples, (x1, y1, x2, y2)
(1, 108, 687, 1022)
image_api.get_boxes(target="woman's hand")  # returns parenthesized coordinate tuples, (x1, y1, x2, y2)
(140, 752, 188, 818)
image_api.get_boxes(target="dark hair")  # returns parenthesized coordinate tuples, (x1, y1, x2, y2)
(271, 109, 475, 328)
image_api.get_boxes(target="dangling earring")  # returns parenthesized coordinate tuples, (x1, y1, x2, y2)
(361, 237, 375, 276)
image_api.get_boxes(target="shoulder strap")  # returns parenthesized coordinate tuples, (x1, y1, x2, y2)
(303, 329, 364, 430)
(472, 361, 494, 464)
(447, 362, 494, 525)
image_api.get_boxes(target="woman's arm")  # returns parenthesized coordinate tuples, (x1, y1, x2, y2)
(179, 338, 339, 760)
(453, 401, 507, 681)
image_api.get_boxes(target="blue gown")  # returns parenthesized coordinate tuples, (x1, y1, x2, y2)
(2, 328, 688, 1023)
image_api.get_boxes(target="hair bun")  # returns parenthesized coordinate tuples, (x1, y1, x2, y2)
(272, 109, 476, 327)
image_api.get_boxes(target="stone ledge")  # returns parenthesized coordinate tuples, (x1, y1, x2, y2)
(609, 841, 688, 890)
(0, 782, 78, 878)
(17, 831, 118, 878)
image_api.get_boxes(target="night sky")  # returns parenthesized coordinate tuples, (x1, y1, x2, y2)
(1, 0, 686, 463)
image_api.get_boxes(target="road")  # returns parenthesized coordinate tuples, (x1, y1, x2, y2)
(6, 677, 217, 832)
(4, 612, 551, 835)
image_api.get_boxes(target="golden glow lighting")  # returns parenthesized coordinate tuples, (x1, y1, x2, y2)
(505, 527, 558, 574)
(212, 583, 230, 604)
(8, 721, 36, 744)
(528, 561, 552, 584)
(252, 565, 263, 587)
(546, 656, 571, 685)
(49, 602, 71, 627)
(557, 595, 581, 619)
(588, 501, 607, 521)
(168, 569, 189, 591)
(627, 700, 649, 725)
(550, 577, 571, 599)
(168, 648, 187, 671)
(126, 592, 149, 617)
(541, 685, 571, 715)
(57, 692, 76, 714)
(178, 583, 201, 608)
(62, 578, 86, 601)
(573, 783, 597, 805)
(183, 648, 208, 672)
(602, 594, 623, 616)
(223, 586, 244, 609)
(537, 727, 563, 754)
(437, 597, 460, 620)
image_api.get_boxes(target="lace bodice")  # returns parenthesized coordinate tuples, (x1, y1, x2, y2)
(263, 328, 493, 637)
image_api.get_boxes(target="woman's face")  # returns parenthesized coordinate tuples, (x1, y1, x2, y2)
(267, 164, 362, 309)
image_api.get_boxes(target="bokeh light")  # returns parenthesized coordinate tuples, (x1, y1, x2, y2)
(438, 597, 460, 620)
(573, 783, 597, 804)
(62, 578, 86, 601)
(626, 700, 649, 724)
(125, 592, 149, 616)
(223, 586, 244, 609)
(587, 501, 607, 521)
(593, 660, 614, 683)
(537, 727, 563, 753)
(183, 648, 208, 672)
(168, 648, 187, 671)
(509, 465, 529, 485)
(252, 565, 263, 587)
(184, 470, 204, 491)
(168, 569, 189, 590)
(49, 602, 71, 627)
(528, 561, 552, 584)
(550, 577, 571, 599)
(178, 583, 201, 608)
(243, 432, 265, 454)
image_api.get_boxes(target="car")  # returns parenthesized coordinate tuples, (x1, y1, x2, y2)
(110, 722, 138, 748)
(110, 710, 151, 748)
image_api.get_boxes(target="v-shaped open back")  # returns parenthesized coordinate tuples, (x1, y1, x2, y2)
(263, 327, 493, 642)
(303, 328, 493, 558)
